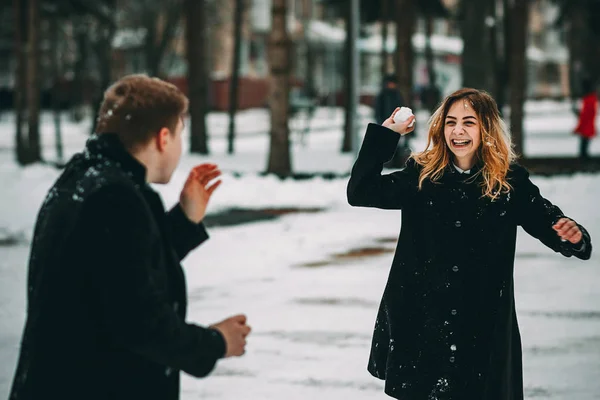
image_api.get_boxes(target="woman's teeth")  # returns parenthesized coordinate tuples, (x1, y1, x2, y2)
(452, 139, 471, 147)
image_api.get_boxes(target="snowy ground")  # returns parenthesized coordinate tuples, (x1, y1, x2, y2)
(0, 104, 599, 399)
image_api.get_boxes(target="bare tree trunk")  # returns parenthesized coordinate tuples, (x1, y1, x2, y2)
(460, 0, 494, 91)
(149, 0, 182, 76)
(489, 0, 507, 114)
(14, 0, 27, 165)
(508, 0, 529, 157)
(424, 15, 435, 89)
(380, 0, 389, 78)
(395, 0, 416, 107)
(381, 0, 416, 168)
(567, 0, 588, 104)
(341, 0, 353, 153)
(72, 20, 88, 121)
(227, 0, 244, 154)
(584, 10, 600, 87)
(90, 22, 116, 135)
(423, 13, 440, 112)
(144, 8, 158, 73)
(266, 0, 292, 175)
(141, 0, 183, 78)
(186, 0, 210, 154)
(498, 0, 510, 114)
(26, 0, 42, 164)
(302, 0, 316, 97)
(50, 13, 63, 162)
(489, 0, 499, 98)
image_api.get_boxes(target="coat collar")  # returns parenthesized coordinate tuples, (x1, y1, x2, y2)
(452, 163, 471, 174)
(84, 133, 147, 185)
(445, 160, 482, 182)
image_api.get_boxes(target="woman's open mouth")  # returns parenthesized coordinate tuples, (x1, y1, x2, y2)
(451, 139, 472, 149)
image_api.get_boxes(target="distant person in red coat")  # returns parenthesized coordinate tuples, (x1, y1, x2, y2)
(574, 79, 598, 159)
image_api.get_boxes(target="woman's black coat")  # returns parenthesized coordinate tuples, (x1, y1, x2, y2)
(347, 124, 592, 400)
(9, 134, 226, 400)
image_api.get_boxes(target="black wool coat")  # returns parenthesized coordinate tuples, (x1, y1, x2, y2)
(9, 134, 226, 400)
(347, 124, 592, 400)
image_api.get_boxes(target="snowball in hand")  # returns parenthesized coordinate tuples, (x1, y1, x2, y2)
(393, 107, 415, 127)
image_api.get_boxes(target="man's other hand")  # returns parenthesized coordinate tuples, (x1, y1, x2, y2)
(211, 314, 252, 357)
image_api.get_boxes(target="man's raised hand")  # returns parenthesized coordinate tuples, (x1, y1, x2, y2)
(180, 164, 222, 223)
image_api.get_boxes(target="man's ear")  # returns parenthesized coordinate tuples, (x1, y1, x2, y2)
(156, 127, 171, 152)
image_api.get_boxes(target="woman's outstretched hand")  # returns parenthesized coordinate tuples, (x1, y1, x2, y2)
(553, 217, 583, 244)
(382, 107, 416, 136)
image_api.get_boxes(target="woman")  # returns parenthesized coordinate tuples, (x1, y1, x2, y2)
(347, 88, 592, 400)
(574, 79, 597, 159)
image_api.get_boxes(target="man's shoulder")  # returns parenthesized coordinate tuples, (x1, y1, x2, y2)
(76, 177, 152, 234)
(48, 154, 145, 212)
(83, 157, 141, 190)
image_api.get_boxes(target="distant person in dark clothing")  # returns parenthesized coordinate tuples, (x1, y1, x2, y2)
(375, 75, 411, 166)
(375, 74, 405, 125)
(420, 83, 442, 113)
(9, 74, 251, 400)
(574, 79, 597, 159)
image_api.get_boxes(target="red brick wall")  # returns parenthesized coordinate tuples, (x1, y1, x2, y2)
(211, 77, 270, 110)
(167, 76, 375, 111)
(167, 76, 270, 111)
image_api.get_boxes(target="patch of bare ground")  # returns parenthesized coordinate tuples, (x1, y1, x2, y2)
(203, 207, 324, 227)
(297, 240, 396, 268)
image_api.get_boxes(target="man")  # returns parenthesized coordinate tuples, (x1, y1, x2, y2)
(374, 74, 404, 125)
(9, 75, 251, 400)
(374, 74, 410, 167)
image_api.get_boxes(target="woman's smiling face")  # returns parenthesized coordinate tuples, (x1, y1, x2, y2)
(444, 99, 482, 169)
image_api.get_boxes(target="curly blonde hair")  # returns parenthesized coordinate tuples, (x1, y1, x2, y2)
(411, 88, 516, 200)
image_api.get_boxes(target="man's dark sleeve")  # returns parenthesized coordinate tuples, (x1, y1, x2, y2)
(81, 185, 226, 378)
(166, 204, 210, 261)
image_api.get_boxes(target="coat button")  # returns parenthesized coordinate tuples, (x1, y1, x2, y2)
(452, 266, 459, 272)
(454, 221, 462, 228)
(449, 356, 455, 363)
(451, 309, 457, 316)
(450, 344, 457, 351)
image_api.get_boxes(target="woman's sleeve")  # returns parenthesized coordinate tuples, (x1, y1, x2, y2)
(347, 123, 417, 210)
(512, 164, 592, 260)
